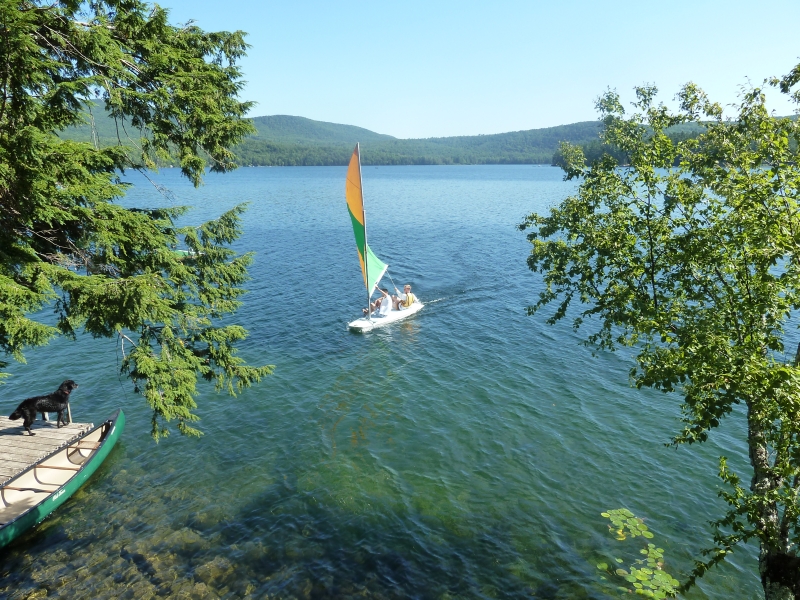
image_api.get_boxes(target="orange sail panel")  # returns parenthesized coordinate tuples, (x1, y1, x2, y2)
(345, 145, 387, 294)
(346, 147, 365, 227)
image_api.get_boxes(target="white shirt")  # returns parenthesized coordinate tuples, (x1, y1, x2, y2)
(377, 295, 391, 316)
(370, 294, 391, 317)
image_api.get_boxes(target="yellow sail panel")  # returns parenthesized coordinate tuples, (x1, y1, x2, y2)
(345, 145, 364, 226)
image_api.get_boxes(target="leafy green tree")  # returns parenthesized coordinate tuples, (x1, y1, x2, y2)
(521, 67, 800, 598)
(0, 0, 272, 439)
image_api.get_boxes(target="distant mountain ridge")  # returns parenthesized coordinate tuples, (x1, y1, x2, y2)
(62, 105, 612, 166)
(235, 116, 604, 166)
(249, 115, 395, 145)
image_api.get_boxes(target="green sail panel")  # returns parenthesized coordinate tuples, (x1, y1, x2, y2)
(348, 208, 388, 294)
(364, 243, 388, 294)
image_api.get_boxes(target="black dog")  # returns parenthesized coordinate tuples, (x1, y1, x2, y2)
(9, 380, 78, 435)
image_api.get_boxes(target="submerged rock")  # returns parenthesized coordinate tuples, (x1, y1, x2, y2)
(160, 527, 209, 552)
(194, 556, 233, 585)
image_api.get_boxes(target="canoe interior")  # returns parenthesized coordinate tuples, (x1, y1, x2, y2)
(0, 420, 110, 526)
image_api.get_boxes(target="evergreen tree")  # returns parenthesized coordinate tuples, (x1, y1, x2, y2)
(0, 0, 272, 439)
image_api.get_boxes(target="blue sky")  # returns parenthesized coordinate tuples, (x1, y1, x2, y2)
(161, 0, 800, 138)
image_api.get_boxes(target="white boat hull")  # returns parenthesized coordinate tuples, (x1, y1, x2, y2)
(348, 302, 424, 332)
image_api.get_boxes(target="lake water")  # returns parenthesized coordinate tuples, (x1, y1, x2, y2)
(0, 165, 762, 599)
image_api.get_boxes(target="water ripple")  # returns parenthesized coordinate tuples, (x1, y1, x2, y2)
(0, 166, 759, 599)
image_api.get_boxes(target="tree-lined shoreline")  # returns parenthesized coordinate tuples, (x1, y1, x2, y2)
(65, 109, 712, 167)
(62, 109, 615, 166)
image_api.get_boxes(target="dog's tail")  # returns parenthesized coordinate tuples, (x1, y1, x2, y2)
(9, 410, 21, 420)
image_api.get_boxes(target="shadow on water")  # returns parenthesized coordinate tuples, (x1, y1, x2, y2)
(0, 463, 610, 599)
(0, 353, 612, 600)
(160, 469, 611, 600)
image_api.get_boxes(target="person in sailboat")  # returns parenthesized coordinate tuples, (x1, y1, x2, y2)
(393, 284, 417, 310)
(363, 288, 392, 317)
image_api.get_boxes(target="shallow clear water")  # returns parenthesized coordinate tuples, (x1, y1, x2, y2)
(0, 165, 761, 599)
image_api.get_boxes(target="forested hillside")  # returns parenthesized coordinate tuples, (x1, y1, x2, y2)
(248, 115, 394, 145)
(61, 103, 705, 166)
(235, 119, 605, 165)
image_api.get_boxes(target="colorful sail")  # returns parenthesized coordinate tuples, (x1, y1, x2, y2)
(345, 144, 388, 295)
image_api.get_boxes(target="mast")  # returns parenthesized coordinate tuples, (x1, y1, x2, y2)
(357, 143, 371, 321)
(346, 143, 386, 321)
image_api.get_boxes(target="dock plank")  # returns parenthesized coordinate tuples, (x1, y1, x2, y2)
(0, 417, 92, 484)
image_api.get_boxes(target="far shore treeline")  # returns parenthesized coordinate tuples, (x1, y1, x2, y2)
(63, 104, 706, 167)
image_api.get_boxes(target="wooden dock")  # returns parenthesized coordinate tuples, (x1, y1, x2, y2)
(0, 417, 92, 484)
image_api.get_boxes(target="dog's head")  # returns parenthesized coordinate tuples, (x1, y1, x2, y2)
(58, 380, 79, 396)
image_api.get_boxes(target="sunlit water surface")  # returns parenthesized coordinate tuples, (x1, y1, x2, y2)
(0, 166, 762, 599)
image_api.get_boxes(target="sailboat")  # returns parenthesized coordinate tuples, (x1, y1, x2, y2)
(345, 143, 423, 332)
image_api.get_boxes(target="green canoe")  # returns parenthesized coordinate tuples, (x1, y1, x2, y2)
(0, 409, 125, 549)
